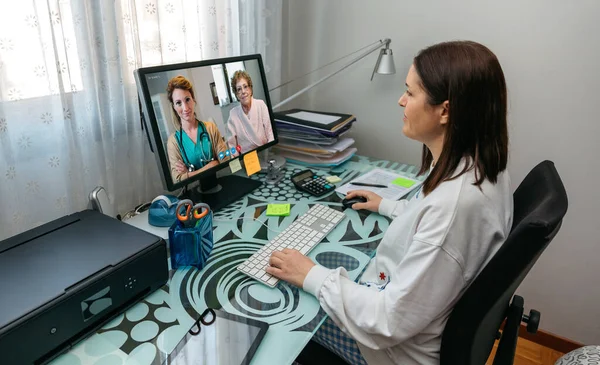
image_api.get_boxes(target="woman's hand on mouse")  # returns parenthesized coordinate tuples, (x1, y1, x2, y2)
(346, 190, 383, 212)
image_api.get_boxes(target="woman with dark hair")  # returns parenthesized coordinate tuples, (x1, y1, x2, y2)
(266, 41, 513, 365)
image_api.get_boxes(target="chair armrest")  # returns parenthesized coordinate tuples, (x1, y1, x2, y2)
(493, 295, 524, 365)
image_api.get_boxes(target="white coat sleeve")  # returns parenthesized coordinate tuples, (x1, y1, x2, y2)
(303, 241, 464, 350)
(378, 198, 410, 219)
(303, 200, 467, 350)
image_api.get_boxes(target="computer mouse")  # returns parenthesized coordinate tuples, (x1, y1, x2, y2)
(341, 196, 367, 209)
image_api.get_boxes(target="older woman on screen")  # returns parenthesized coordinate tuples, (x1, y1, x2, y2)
(226, 70, 274, 154)
(166, 75, 229, 183)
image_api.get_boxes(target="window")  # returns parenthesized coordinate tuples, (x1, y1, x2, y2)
(210, 61, 246, 107)
(211, 64, 230, 106)
(0, 1, 83, 100)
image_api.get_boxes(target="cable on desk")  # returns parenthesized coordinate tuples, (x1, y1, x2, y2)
(121, 201, 152, 221)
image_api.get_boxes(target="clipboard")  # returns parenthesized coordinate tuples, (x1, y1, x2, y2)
(273, 108, 355, 132)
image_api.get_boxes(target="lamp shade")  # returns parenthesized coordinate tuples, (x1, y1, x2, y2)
(377, 49, 395, 75)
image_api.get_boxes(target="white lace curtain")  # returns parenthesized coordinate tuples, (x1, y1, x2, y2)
(0, 0, 282, 240)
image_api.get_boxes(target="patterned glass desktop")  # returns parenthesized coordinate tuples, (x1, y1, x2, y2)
(50, 156, 423, 365)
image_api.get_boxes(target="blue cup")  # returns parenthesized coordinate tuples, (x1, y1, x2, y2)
(168, 210, 214, 270)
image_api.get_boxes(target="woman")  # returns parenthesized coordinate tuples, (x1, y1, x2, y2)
(226, 70, 274, 154)
(166, 75, 229, 183)
(266, 41, 513, 365)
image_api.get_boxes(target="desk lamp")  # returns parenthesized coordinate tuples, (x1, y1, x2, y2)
(262, 39, 395, 170)
(272, 38, 396, 110)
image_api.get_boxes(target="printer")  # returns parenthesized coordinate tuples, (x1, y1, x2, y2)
(0, 209, 169, 364)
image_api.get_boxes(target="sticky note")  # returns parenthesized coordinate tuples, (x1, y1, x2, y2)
(391, 177, 416, 188)
(229, 158, 242, 173)
(266, 203, 291, 216)
(326, 175, 342, 183)
(243, 150, 261, 176)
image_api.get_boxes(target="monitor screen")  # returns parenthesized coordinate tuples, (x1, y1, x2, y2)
(135, 55, 276, 210)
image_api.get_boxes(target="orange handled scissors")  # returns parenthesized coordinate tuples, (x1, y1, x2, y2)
(176, 199, 210, 227)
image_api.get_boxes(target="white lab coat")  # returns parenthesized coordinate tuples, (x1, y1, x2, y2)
(303, 159, 513, 365)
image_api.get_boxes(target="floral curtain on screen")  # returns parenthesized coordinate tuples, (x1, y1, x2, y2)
(0, 0, 282, 240)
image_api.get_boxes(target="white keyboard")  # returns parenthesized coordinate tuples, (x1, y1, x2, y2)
(237, 204, 346, 287)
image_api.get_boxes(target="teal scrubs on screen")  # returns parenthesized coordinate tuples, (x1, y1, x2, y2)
(175, 127, 212, 168)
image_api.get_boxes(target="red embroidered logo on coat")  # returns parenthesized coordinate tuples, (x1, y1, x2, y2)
(379, 272, 386, 281)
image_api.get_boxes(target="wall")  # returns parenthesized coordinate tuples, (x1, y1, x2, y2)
(189, 66, 226, 130)
(284, 0, 600, 344)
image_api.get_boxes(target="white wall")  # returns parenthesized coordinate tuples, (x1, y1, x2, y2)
(284, 0, 600, 344)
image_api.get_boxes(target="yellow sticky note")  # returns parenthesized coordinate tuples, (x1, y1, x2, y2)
(266, 203, 291, 216)
(243, 150, 261, 176)
(326, 175, 342, 183)
(391, 177, 416, 188)
(229, 158, 242, 173)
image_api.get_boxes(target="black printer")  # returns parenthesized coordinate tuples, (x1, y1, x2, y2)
(0, 210, 168, 364)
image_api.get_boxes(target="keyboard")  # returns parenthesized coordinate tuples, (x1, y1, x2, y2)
(237, 204, 346, 287)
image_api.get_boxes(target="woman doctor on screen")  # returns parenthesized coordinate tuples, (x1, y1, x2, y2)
(166, 76, 229, 183)
(266, 41, 513, 365)
(226, 70, 274, 154)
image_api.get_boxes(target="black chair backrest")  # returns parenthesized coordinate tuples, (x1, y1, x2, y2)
(440, 160, 568, 365)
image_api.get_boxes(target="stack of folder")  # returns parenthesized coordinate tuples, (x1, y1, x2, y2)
(272, 109, 357, 167)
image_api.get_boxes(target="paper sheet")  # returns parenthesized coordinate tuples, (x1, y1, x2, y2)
(275, 147, 357, 167)
(278, 137, 354, 153)
(336, 168, 422, 200)
(287, 111, 339, 125)
(229, 158, 242, 173)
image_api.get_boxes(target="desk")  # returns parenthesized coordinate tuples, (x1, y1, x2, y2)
(50, 156, 422, 365)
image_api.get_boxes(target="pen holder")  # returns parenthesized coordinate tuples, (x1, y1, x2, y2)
(168, 210, 214, 271)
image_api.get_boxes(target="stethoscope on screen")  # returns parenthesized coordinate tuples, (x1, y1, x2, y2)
(177, 119, 214, 172)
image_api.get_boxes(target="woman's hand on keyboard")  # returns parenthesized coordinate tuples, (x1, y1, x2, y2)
(266, 248, 316, 288)
(345, 190, 383, 212)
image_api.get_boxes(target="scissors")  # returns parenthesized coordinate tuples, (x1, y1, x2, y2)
(176, 199, 210, 227)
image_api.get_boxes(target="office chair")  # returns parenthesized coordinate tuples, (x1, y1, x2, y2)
(440, 160, 568, 365)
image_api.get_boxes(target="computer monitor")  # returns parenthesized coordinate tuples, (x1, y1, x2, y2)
(135, 54, 277, 211)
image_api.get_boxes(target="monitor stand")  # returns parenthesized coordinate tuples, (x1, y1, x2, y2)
(259, 148, 286, 173)
(182, 173, 262, 212)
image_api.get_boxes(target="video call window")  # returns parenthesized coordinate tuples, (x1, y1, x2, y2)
(137, 56, 276, 190)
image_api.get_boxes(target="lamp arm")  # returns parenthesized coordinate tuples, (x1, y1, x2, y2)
(273, 38, 391, 110)
(370, 49, 385, 82)
(269, 39, 382, 93)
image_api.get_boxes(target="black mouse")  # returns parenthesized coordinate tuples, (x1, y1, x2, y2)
(341, 196, 367, 209)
